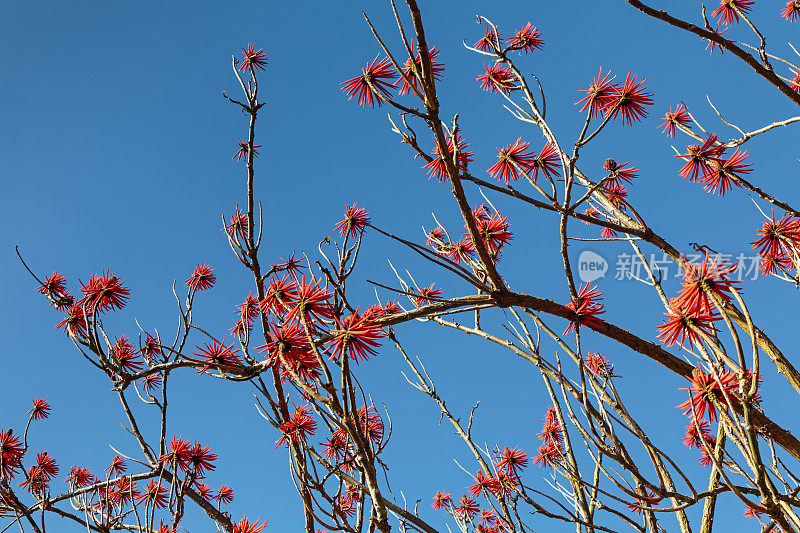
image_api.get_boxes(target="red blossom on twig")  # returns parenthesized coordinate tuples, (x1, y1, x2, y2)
(340, 56, 398, 108)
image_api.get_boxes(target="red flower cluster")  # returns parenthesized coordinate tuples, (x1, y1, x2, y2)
(659, 103, 691, 137)
(276, 404, 317, 448)
(751, 212, 800, 275)
(79, 271, 130, 313)
(474, 27, 502, 52)
(655, 253, 737, 348)
(0, 429, 25, 479)
(399, 42, 445, 96)
(28, 398, 51, 420)
(563, 283, 605, 334)
(785, 1, 800, 21)
(506, 23, 543, 54)
(584, 352, 612, 377)
(534, 408, 564, 467)
(341, 56, 399, 108)
(477, 63, 517, 94)
(334, 204, 371, 238)
(422, 132, 473, 181)
(602, 158, 638, 187)
(677, 369, 739, 422)
(577, 68, 653, 125)
(158, 437, 217, 477)
(487, 139, 560, 183)
(238, 43, 268, 73)
(19, 451, 59, 494)
(676, 134, 753, 196)
(185, 264, 216, 291)
(712, 0, 754, 26)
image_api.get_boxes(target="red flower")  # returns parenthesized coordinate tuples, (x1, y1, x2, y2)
(142, 334, 161, 358)
(56, 303, 89, 337)
(214, 484, 234, 504)
(413, 283, 442, 306)
(426, 227, 446, 246)
(445, 236, 477, 263)
(454, 495, 480, 519)
(66, 466, 94, 487)
(399, 42, 445, 96)
(468, 470, 499, 496)
(474, 213, 513, 256)
(674, 253, 740, 315)
(340, 56, 398, 108)
(259, 321, 320, 386)
(274, 253, 305, 275)
(159, 437, 192, 471)
(193, 339, 241, 374)
(422, 132, 473, 182)
(602, 158, 638, 186)
(576, 68, 618, 119)
(529, 142, 561, 182)
(284, 276, 334, 324)
(506, 23, 543, 54)
(584, 352, 612, 377)
(334, 204, 371, 237)
(479, 509, 498, 525)
(185, 264, 216, 291)
(537, 420, 564, 448)
(431, 491, 452, 509)
(676, 369, 739, 422)
(700, 148, 752, 196)
(659, 104, 691, 137)
(603, 71, 653, 125)
(477, 63, 517, 94)
(356, 405, 385, 444)
(712, 0, 754, 26)
(35, 451, 59, 481)
(683, 420, 711, 448)
(28, 398, 51, 421)
(474, 27, 502, 51)
(233, 140, 262, 162)
(564, 283, 605, 334)
(0, 429, 24, 479)
(79, 271, 130, 313)
(196, 482, 214, 500)
(656, 305, 719, 348)
(532, 441, 562, 468)
(141, 372, 162, 393)
(136, 480, 168, 509)
(759, 251, 793, 276)
(328, 312, 383, 363)
(106, 455, 127, 476)
(676, 134, 726, 182)
(751, 211, 800, 262)
(188, 441, 217, 476)
(111, 336, 143, 373)
(791, 72, 800, 95)
(261, 275, 298, 315)
(38, 272, 70, 307)
(487, 138, 536, 182)
(224, 208, 249, 239)
(276, 404, 317, 448)
(233, 516, 267, 533)
(495, 446, 528, 475)
(784, 1, 800, 21)
(238, 43, 268, 73)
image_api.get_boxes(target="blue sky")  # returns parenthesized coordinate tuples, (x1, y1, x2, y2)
(2, 1, 799, 531)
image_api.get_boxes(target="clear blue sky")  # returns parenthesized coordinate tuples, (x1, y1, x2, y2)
(2, 1, 799, 531)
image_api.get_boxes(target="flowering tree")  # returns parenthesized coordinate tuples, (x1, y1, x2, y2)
(5, 1, 800, 532)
